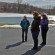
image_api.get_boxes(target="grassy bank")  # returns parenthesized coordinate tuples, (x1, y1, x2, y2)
(0, 20, 55, 26)
(0, 23, 17, 26)
(49, 20, 55, 24)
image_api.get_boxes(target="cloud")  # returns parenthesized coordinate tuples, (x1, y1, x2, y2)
(0, 0, 16, 3)
(22, 0, 36, 3)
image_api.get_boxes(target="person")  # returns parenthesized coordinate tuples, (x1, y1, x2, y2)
(20, 16, 30, 42)
(40, 13, 49, 45)
(31, 11, 41, 50)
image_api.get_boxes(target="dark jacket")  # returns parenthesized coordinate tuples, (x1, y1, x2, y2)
(41, 18, 48, 30)
(31, 16, 41, 32)
(20, 19, 30, 29)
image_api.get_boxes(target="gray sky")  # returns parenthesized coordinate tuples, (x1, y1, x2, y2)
(0, 0, 55, 8)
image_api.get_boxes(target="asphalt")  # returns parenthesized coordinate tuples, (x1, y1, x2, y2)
(0, 27, 55, 55)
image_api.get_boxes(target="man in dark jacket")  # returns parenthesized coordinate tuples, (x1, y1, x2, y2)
(31, 11, 41, 50)
(20, 16, 30, 42)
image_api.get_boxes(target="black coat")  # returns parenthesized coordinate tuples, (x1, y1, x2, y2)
(31, 16, 41, 32)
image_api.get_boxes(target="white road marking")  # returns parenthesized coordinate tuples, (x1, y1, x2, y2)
(46, 45, 55, 47)
(23, 43, 55, 47)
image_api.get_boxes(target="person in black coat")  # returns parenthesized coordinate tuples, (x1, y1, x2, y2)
(40, 13, 49, 45)
(31, 11, 41, 50)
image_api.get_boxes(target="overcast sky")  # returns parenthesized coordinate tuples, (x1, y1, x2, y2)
(0, 0, 55, 8)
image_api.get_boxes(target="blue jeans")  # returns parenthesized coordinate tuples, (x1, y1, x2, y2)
(32, 31, 39, 48)
(22, 29, 28, 41)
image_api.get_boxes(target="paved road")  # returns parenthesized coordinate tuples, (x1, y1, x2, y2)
(0, 27, 55, 55)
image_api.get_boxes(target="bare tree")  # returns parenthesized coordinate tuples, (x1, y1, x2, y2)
(17, 0, 22, 4)
(17, 0, 22, 12)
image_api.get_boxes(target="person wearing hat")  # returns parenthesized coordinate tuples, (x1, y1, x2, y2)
(20, 16, 30, 42)
(40, 13, 49, 45)
(31, 11, 41, 50)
